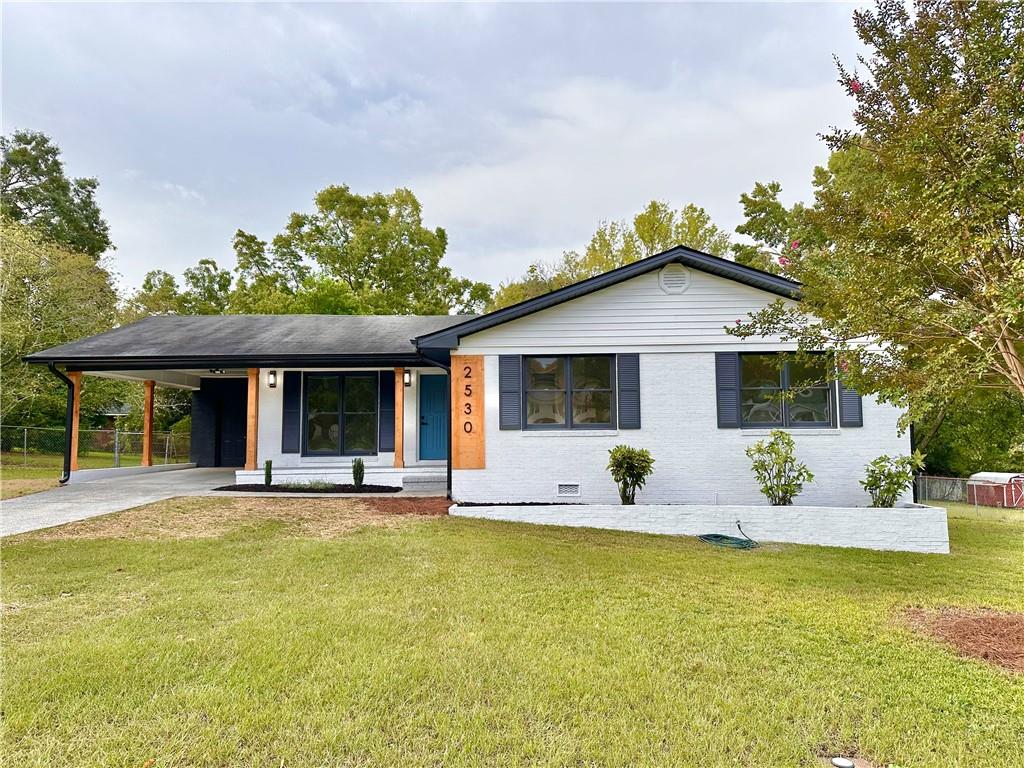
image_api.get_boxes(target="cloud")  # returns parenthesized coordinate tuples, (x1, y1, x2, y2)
(412, 74, 852, 284)
(2, 2, 865, 291)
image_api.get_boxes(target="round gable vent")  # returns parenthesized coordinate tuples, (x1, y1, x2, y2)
(658, 263, 691, 295)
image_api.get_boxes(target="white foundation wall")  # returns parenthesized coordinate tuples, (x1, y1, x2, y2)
(452, 352, 910, 506)
(450, 504, 950, 554)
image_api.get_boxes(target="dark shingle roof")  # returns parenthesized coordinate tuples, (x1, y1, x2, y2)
(26, 314, 475, 367)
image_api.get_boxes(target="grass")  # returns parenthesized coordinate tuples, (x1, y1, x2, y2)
(2, 498, 1022, 767)
(0, 452, 190, 499)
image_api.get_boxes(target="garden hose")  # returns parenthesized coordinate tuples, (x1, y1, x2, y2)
(697, 520, 760, 549)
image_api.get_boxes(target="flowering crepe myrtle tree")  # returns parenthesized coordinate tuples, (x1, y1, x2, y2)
(730, 1, 1024, 422)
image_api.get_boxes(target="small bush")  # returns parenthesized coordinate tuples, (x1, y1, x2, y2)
(264, 459, 273, 486)
(745, 429, 813, 506)
(861, 451, 925, 507)
(281, 480, 334, 491)
(352, 457, 365, 490)
(607, 445, 655, 505)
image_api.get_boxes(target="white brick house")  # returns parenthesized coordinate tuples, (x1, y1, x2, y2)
(27, 246, 909, 506)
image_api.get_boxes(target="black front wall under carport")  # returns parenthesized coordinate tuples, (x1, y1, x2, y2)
(190, 378, 248, 467)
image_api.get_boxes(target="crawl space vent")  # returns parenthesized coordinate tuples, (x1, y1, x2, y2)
(658, 263, 691, 295)
(556, 483, 581, 497)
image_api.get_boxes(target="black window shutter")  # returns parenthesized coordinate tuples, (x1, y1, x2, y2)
(499, 355, 522, 429)
(617, 354, 641, 429)
(838, 380, 863, 427)
(716, 352, 741, 428)
(281, 372, 302, 453)
(378, 371, 396, 452)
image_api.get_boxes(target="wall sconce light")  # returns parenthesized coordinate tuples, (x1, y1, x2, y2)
(267, 370, 277, 388)
(403, 370, 412, 387)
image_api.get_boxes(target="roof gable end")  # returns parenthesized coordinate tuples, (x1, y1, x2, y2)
(415, 245, 800, 349)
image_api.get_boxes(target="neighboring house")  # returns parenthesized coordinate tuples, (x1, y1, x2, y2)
(26, 246, 909, 505)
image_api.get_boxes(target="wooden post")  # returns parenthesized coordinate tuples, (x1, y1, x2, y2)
(68, 371, 82, 471)
(450, 355, 485, 469)
(141, 379, 155, 467)
(245, 368, 259, 471)
(394, 368, 405, 468)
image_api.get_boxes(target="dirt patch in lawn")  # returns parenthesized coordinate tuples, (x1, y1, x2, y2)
(904, 607, 1024, 673)
(22, 496, 448, 542)
(0, 478, 59, 500)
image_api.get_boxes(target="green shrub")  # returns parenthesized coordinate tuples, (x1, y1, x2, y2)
(861, 451, 925, 507)
(606, 445, 655, 505)
(745, 429, 813, 506)
(352, 457, 365, 490)
(264, 459, 273, 486)
(281, 480, 334, 491)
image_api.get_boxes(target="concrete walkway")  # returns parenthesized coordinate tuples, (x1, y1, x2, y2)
(1, 467, 236, 537)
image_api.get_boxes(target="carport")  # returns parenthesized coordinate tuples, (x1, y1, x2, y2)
(23, 314, 463, 488)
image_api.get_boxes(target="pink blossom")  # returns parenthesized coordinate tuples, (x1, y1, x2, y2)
(850, 79, 863, 94)
(839, 360, 850, 372)
(778, 256, 791, 267)
(790, 239, 800, 250)
(735, 319, 742, 325)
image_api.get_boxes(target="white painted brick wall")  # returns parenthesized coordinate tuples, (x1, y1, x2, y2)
(451, 503, 950, 554)
(453, 352, 911, 506)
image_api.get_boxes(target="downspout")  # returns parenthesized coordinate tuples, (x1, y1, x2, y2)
(47, 363, 75, 485)
(417, 352, 452, 501)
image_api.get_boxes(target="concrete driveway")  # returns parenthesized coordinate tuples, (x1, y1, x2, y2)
(1, 467, 236, 537)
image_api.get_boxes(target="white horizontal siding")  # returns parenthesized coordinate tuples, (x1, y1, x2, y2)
(458, 269, 798, 354)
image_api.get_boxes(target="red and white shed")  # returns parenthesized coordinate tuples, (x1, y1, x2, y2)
(966, 472, 1024, 508)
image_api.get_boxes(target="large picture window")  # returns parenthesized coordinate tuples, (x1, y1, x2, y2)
(303, 373, 378, 455)
(740, 354, 833, 428)
(524, 355, 614, 429)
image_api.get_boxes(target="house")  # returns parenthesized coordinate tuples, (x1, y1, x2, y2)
(26, 246, 910, 505)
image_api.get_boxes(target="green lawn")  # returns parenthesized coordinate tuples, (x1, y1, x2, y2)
(0, 453, 191, 499)
(2, 500, 1022, 767)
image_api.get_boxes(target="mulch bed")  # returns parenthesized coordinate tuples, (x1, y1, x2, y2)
(214, 483, 401, 494)
(904, 606, 1024, 673)
(358, 497, 451, 516)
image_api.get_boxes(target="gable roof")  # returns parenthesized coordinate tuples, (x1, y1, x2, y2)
(26, 314, 474, 368)
(414, 245, 801, 349)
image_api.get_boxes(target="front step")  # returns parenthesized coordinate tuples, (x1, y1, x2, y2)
(402, 473, 447, 492)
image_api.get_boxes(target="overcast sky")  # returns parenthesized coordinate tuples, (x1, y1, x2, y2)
(3, 2, 866, 294)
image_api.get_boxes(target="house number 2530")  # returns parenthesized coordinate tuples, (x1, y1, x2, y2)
(462, 365, 474, 432)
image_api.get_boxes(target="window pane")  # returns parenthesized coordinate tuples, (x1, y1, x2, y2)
(526, 357, 565, 390)
(307, 375, 339, 413)
(741, 355, 782, 389)
(307, 376, 340, 452)
(526, 391, 566, 425)
(572, 391, 611, 425)
(344, 413, 377, 453)
(741, 389, 783, 425)
(789, 357, 828, 387)
(345, 375, 376, 413)
(572, 356, 611, 389)
(790, 386, 830, 424)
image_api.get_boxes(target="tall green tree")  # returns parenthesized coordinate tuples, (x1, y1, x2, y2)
(732, 182, 821, 274)
(0, 130, 113, 258)
(246, 185, 492, 315)
(0, 220, 125, 425)
(492, 201, 730, 309)
(732, 0, 1024, 421)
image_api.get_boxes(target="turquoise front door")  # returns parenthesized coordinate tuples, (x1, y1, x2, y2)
(418, 375, 448, 460)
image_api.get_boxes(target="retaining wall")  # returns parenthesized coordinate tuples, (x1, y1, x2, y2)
(450, 503, 950, 554)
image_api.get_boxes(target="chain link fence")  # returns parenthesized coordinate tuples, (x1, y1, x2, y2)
(914, 474, 968, 504)
(0, 425, 191, 470)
